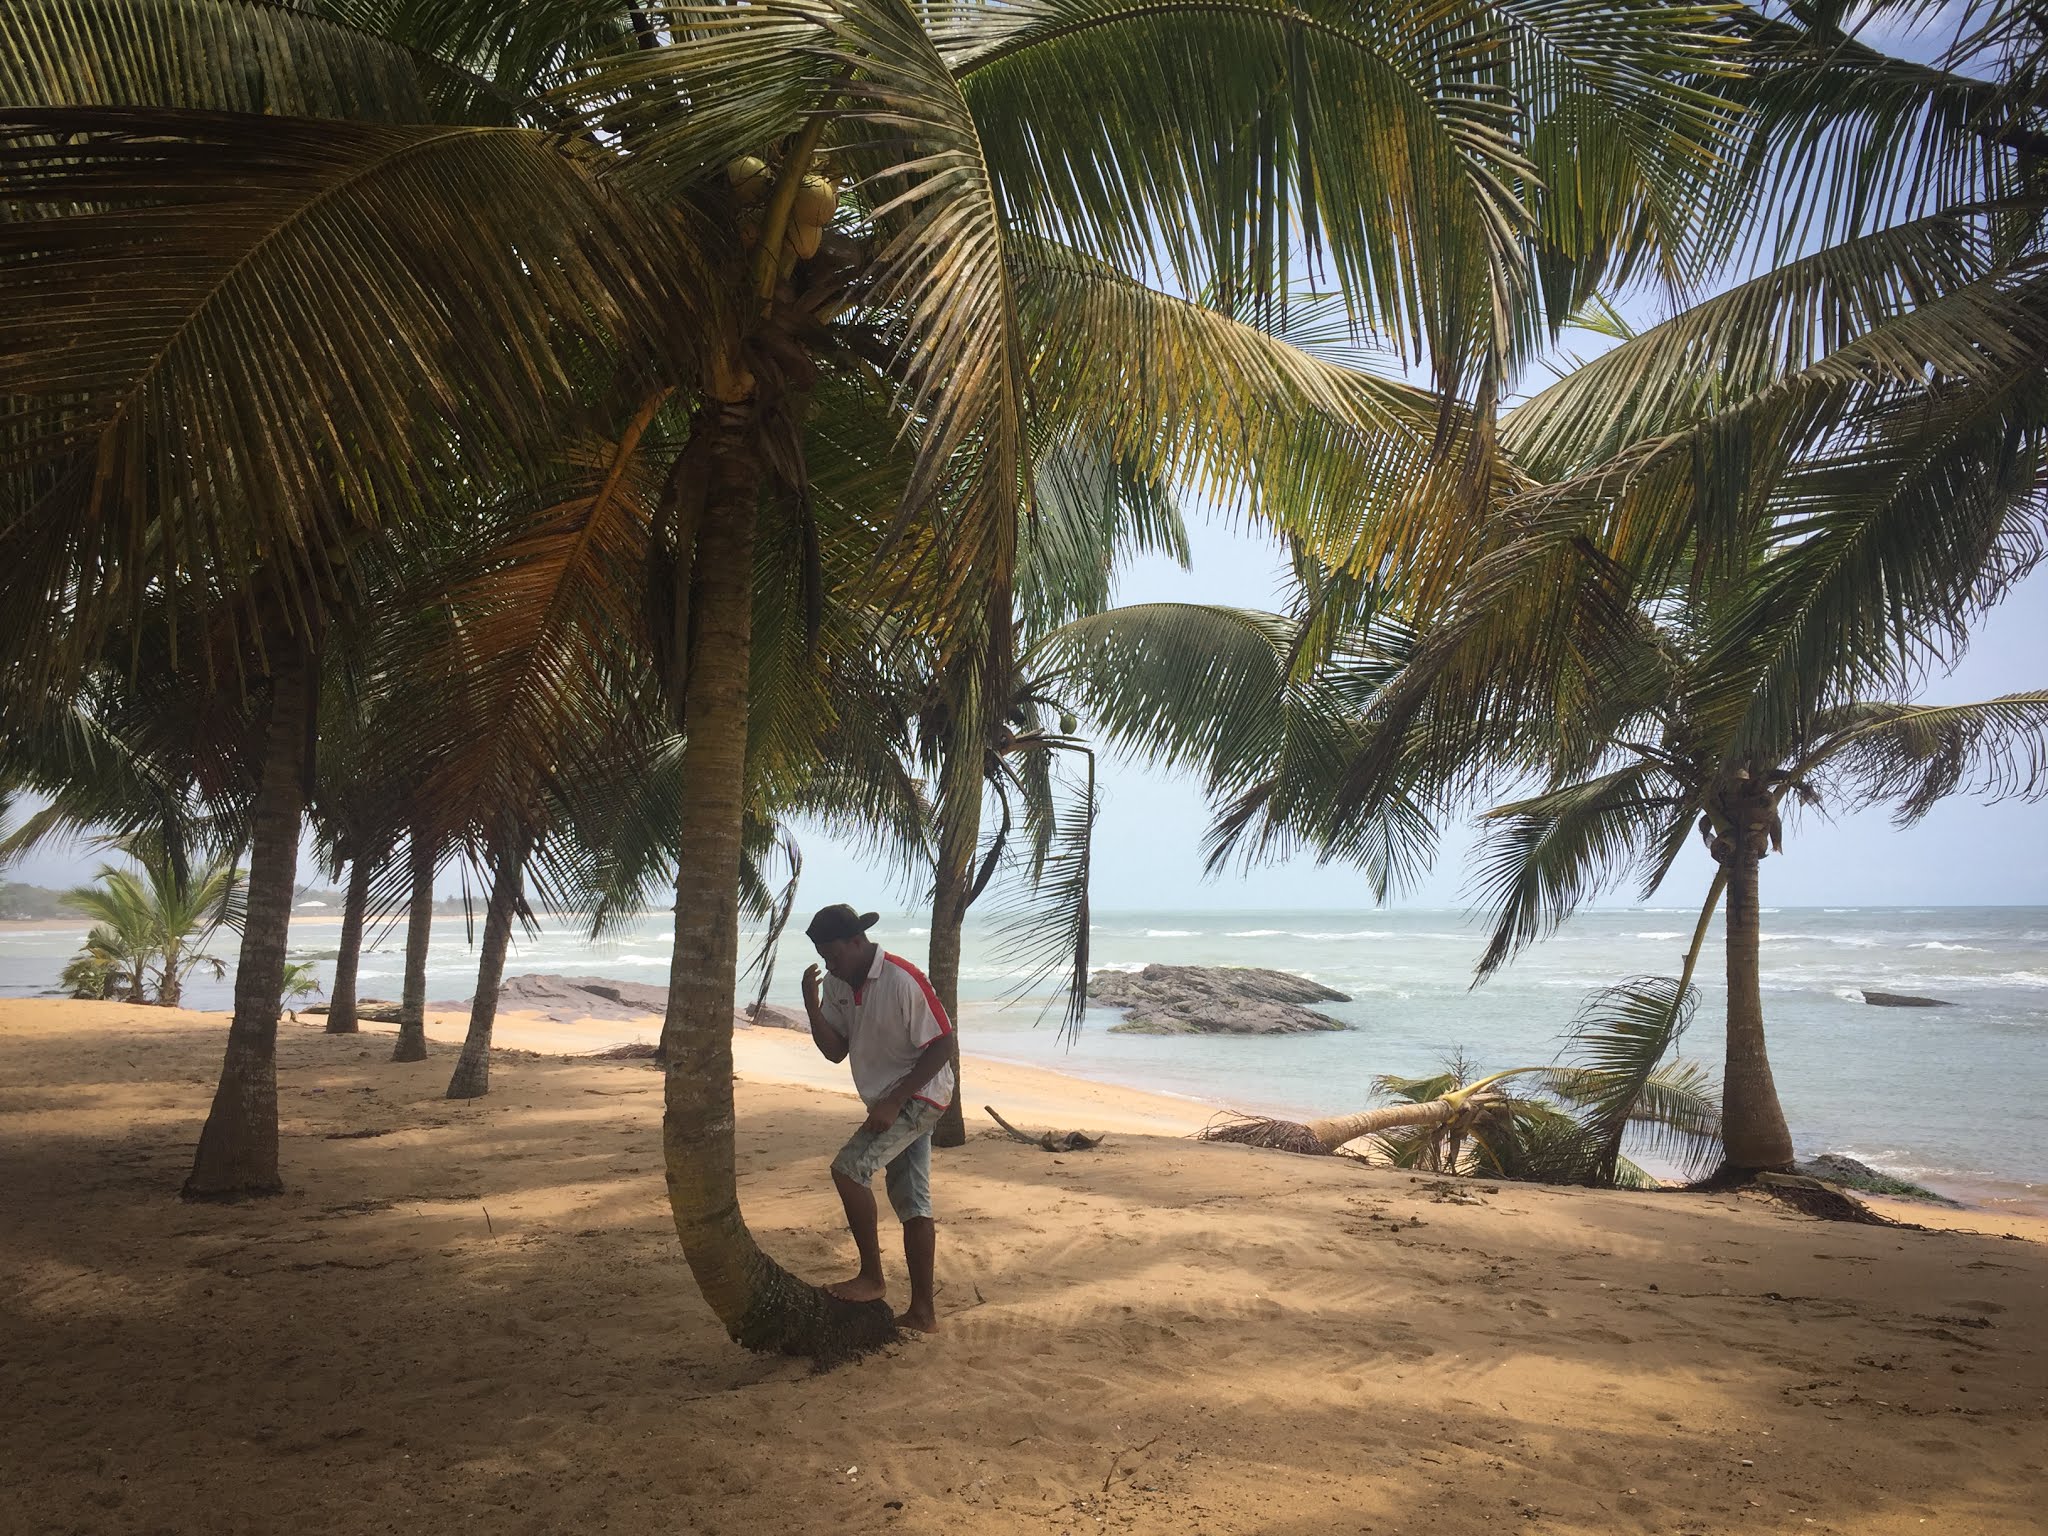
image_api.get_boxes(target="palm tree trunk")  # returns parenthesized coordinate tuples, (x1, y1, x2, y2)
(446, 833, 527, 1100)
(926, 739, 981, 1150)
(390, 828, 433, 1062)
(1719, 841, 1794, 1172)
(159, 937, 183, 1010)
(661, 401, 895, 1357)
(183, 654, 308, 1199)
(326, 857, 370, 1034)
(1307, 1099, 1460, 1151)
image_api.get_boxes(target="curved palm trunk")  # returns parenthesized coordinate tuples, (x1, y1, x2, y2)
(446, 834, 527, 1100)
(927, 740, 982, 1149)
(661, 402, 894, 1357)
(1719, 842, 1794, 1171)
(1307, 1099, 1460, 1152)
(326, 857, 371, 1034)
(390, 830, 434, 1062)
(184, 655, 308, 1200)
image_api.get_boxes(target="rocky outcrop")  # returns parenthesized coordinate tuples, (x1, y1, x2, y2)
(1089, 965, 1352, 1035)
(744, 1002, 809, 1031)
(1861, 989, 1955, 1008)
(433, 973, 671, 1023)
(1790, 1152, 1960, 1206)
(423, 974, 813, 1032)
(304, 999, 402, 1022)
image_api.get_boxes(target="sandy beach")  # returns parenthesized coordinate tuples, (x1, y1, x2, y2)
(3, 997, 2045, 1534)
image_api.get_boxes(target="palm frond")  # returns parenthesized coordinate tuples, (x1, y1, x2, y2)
(825, 0, 1032, 637)
(1012, 243, 1488, 597)
(1538, 973, 1721, 1180)
(0, 107, 700, 676)
(1707, 6, 2035, 262)
(946, 0, 1739, 400)
(743, 823, 803, 1015)
(1807, 691, 2048, 825)
(985, 740, 1094, 1039)
(0, 0, 432, 118)
(1470, 764, 1686, 977)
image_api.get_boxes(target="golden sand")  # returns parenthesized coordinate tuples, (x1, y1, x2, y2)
(3, 997, 2043, 1533)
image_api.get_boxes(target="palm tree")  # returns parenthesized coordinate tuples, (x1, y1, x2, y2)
(4, 0, 1741, 1342)
(1469, 665, 2048, 1172)
(918, 440, 1187, 1145)
(61, 844, 244, 1008)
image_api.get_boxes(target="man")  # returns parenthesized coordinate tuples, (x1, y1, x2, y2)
(800, 903, 956, 1332)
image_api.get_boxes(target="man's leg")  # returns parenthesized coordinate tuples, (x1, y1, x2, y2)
(828, 1167, 886, 1303)
(899, 1216, 937, 1332)
(883, 1119, 939, 1331)
(828, 1108, 930, 1304)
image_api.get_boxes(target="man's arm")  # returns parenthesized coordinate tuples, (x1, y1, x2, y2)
(801, 964, 848, 1063)
(860, 1033, 953, 1134)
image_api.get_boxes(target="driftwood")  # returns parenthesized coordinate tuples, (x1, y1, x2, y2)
(985, 1105, 1102, 1152)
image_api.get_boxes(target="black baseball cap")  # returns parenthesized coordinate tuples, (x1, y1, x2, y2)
(805, 904, 879, 944)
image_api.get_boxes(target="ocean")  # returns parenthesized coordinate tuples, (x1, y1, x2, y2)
(5, 904, 2043, 1209)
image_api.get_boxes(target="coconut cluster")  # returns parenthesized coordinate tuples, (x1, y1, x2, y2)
(727, 155, 840, 279)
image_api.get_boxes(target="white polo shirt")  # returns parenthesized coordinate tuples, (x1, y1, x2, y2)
(819, 946, 956, 1111)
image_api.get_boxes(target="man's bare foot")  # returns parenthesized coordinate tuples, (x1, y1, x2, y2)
(826, 1274, 886, 1303)
(895, 1305, 939, 1333)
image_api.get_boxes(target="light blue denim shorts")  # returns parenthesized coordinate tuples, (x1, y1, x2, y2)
(831, 1098, 941, 1221)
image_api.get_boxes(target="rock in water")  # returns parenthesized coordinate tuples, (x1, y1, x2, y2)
(744, 1002, 808, 1031)
(1790, 1153, 1961, 1206)
(1088, 964, 1352, 1035)
(1860, 989, 1955, 1008)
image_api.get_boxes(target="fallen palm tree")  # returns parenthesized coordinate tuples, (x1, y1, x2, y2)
(1200, 974, 1728, 1190)
(1202, 1076, 1516, 1157)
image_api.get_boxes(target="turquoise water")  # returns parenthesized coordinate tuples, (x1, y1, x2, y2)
(6, 904, 2043, 1207)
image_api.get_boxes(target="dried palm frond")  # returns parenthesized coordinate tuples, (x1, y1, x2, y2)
(1197, 1113, 1329, 1157)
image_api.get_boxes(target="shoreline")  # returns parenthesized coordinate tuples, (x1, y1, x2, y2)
(4, 975, 2042, 1221)
(227, 1000, 2048, 1231)
(7, 929, 2044, 1218)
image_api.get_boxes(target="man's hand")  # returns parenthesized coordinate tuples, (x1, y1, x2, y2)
(862, 1094, 904, 1135)
(801, 963, 823, 1011)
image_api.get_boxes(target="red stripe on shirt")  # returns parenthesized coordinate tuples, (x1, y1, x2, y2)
(884, 953, 953, 1036)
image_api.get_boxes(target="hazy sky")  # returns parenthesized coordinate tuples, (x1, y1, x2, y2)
(788, 511, 2048, 915)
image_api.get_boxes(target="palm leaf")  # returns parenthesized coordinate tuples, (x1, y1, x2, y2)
(945, 0, 1739, 400)
(985, 739, 1095, 1039)
(1470, 764, 1687, 977)
(1537, 973, 1721, 1181)
(1806, 691, 2048, 825)
(0, 107, 700, 676)
(0, 0, 432, 118)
